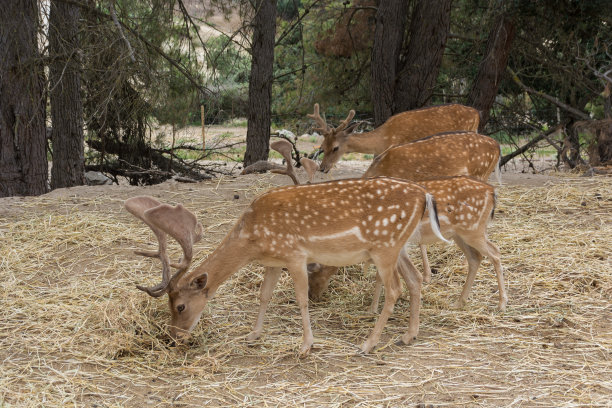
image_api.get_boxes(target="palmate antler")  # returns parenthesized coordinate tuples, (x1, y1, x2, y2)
(299, 158, 319, 184)
(270, 139, 320, 185)
(270, 139, 299, 185)
(125, 196, 203, 297)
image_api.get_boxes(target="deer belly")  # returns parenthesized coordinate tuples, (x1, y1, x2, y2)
(308, 249, 371, 267)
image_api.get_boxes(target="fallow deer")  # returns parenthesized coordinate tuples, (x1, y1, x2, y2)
(307, 113, 502, 281)
(272, 137, 506, 310)
(309, 103, 480, 172)
(362, 132, 502, 294)
(362, 131, 502, 185)
(282, 131, 505, 310)
(125, 176, 449, 355)
(308, 176, 506, 312)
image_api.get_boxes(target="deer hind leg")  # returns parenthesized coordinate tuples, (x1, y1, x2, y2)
(247, 267, 283, 341)
(394, 247, 423, 345)
(288, 261, 315, 357)
(369, 272, 383, 313)
(459, 236, 506, 311)
(360, 254, 402, 354)
(420, 244, 432, 283)
(452, 237, 483, 310)
(486, 239, 507, 311)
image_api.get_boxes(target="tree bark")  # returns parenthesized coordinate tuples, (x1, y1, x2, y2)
(394, 0, 453, 112)
(467, 14, 516, 132)
(0, 0, 48, 197)
(370, 0, 409, 126)
(49, 0, 86, 189)
(244, 0, 277, 167)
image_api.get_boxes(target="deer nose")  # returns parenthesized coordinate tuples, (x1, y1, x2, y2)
(170, 327, 191, 343)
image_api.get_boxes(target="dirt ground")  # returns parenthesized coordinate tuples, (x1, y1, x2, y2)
(1, 155, 611, 406)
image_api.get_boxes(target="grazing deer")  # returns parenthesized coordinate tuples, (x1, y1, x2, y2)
(362, 131, 502, 185)
(309, 176, 507, 312)
(309, 103, 480, 172)
(125, 176, 449, 355)
(275, 134, 506, 310)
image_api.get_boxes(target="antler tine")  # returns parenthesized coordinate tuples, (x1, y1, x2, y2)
(126, 197, 203, 297)
(300, 157, 319, 184)
(307, 103, 330, 134)
(125, 196, 173, 294)
(270, 139, 300, 185)
(335, 109, 356, 132)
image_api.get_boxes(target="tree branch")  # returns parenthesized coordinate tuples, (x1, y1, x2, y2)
(108, 0, 135, 63)
(507, 66, 590, 120)
(57, 0, 211, 96)
(500, 124, 566, 166)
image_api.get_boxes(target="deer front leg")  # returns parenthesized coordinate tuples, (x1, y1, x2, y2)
(361, 256, 401, 353)
(288, 261, 314, 357)
(247, 267, 282, 341)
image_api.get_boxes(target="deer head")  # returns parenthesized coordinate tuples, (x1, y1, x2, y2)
(308, 104, 359, 173)
(125, 196, 208, 338)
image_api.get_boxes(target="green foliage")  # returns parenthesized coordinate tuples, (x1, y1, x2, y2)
(201, 35, 250, 124)
(278, 0, 301, 20)
(271, 1, 374, 125)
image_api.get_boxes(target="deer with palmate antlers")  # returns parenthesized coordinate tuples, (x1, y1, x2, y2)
(270, 138, 506, 311)
(125, 176, 449, 355)
(309, 103, 480, 173)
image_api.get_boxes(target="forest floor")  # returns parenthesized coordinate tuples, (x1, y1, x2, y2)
(1, 128, 611, 407)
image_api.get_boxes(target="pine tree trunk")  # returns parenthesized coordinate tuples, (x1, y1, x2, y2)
(49, 0, 86, 189)
(467, 14, 516, 132)
(371, 0, 409, 127)
(0, 0, 48, 197)
(244, 0, 277, 167)
(394, 0, 453, 112)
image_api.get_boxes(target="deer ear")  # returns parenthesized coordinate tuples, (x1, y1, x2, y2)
(191, 273, 208, 290)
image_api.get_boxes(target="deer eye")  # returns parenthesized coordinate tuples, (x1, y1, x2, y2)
(332, 146, 339, 153)
(177, 304, 185, 313)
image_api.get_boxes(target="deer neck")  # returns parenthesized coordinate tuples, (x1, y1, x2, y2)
(345, 128, 388, 155)
(189, 229, 253, 296)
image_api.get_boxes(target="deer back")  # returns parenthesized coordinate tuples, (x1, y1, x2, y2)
(413, 176, 496, 243)
(363, 132, 500, 182)
(369, 104, 480, 148)
(238, 177, 431, 263)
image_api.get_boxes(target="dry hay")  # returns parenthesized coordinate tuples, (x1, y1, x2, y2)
(0, 174, 610, 407)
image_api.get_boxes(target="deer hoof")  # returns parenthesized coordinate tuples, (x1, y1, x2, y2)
(298, 343, 312, 358)
(246, 331, 261, 342)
